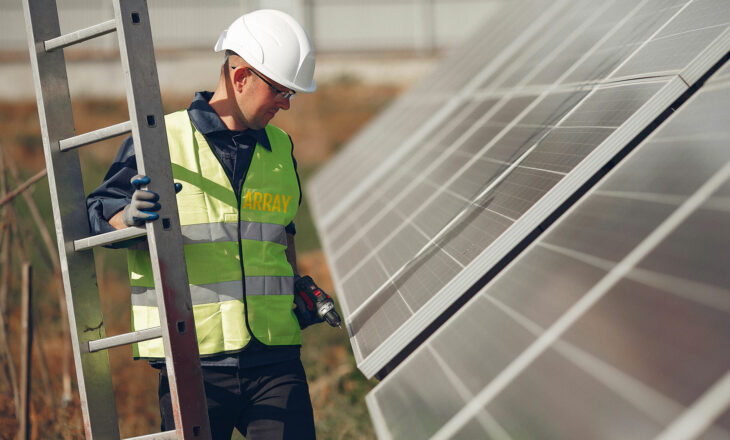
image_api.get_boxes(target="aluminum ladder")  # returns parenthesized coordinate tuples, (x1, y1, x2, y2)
(21, 0, 211, 438)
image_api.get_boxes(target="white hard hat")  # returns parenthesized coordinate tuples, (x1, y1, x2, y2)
(215, 9, 316, 93)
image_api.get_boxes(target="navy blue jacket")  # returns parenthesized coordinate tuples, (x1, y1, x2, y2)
(86, 91, 300, 367)
(87, 91, 297, 236)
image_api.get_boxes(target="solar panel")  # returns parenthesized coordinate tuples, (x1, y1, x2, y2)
(366, 59, 730, 440)
(308, 0, 730, 379)
(307, 0, 558, 220)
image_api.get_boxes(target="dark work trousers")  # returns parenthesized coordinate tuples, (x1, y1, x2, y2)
(158, 358, 316, 440)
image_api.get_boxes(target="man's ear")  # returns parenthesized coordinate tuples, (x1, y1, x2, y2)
(233, 67, 247, 92)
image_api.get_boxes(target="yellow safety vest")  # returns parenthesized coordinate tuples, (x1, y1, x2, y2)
(128, 110, 301, 359)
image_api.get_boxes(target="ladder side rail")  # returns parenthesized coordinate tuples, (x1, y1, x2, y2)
(112, 1, 211, 438)
(21, 0, 121, 438)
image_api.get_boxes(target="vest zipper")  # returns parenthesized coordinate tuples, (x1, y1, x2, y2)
(201, 127, 259, 346)
(235, 180, 259, 345)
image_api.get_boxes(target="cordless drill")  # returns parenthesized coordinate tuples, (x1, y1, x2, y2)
(294, 276, 342, 328)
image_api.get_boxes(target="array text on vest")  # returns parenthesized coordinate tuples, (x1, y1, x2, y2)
(241, 190, 292, 213)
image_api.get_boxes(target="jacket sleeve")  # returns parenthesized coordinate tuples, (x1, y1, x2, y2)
(86, 135, 138, 235)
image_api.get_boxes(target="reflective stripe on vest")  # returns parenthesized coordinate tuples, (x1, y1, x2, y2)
(181, 221, 287, 246)
(131, 276, 295, 306)
(129, 110, 302, 359)
(131, 222, 287, 248)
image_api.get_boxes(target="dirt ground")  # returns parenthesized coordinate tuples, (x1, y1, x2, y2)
(0, 79, 403, 439)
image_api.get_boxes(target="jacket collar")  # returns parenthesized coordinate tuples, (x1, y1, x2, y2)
(187, 91, 272, 150)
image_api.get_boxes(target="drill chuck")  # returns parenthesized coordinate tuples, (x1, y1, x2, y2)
(317, 301, 340, 327)
(294, 276, 342, 328)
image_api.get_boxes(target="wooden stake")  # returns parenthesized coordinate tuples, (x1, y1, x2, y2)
(19, 263, 32, 440)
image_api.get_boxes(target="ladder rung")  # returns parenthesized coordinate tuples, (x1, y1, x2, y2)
(124, 429, 178, 440)
(44, 19, 117, 52)
(74, 227, 146, 251)
(59, 121, 132, 152)
(87, 326, 162, 353)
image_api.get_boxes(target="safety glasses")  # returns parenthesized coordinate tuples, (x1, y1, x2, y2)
(246, 67, 296, 101)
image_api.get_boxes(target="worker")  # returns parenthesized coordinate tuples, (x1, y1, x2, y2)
(86, 9, 323, 439)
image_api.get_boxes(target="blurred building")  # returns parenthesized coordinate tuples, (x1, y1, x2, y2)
(1, 0, 497, 53)
(0, 0, 498, 100)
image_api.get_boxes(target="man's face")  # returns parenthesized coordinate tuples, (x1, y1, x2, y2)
(235, 67, 293, 130)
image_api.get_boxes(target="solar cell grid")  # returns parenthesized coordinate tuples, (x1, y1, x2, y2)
(408, 1, 534, 95)
(336, 99, 441, 166)
(366, 60, 730, 440)
(332, 87, 577, 282)
(308, 0, 560, 220)
(321, 97, 485, 248)
(311, 0, 570, 227)
(307, 97, 435, 212)
(308, 0, 730, 378)
(476, 167, 564, 220)
(526, 0, 631, 87)
(437, 210, 513, 266)
(543, 195, 678, 266)
(519, 126, 615, 173)
(324, 92, 525, 251)
(490, 2, 602, 89)
(561, 0, 687, 84)
(447, 157, 508, 200)
(487, 246, 608, 327)
(346, 81, 681, 371)
(331, 82, 656, 305)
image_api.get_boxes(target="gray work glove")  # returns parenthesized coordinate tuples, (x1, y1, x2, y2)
(122, 175, 160, 226)
(121, 175, 183, 227)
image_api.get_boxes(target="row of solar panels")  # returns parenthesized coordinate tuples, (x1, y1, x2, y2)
(367, 59, 730, 440)
(308, 0, 730, 438)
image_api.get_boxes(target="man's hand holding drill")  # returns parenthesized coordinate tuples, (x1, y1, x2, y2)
(293, 275, 342, 330)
